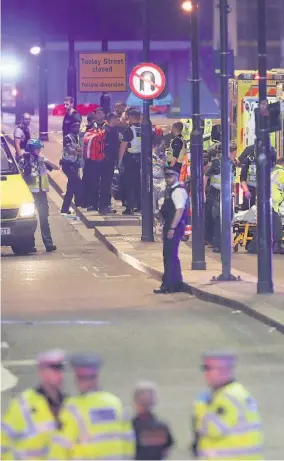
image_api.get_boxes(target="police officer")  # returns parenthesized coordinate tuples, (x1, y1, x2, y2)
(271, 157, 284, 254)
(13, 113, 31, 162)
(240, 146, 257, 210)
(18, 138, 58, 252)
(60, 121, 83, 215)
(191, 352, 264, 460)
(49, 353, 135, 460)
(62, 96, 82, 139)
(204, 149, 221, 253)
(132, 381, 174, 460)
(1, 349, 66, 460)
(119, 109, 142, 215)
(154, 166, 188, 294)
(166, 122, 186, 174)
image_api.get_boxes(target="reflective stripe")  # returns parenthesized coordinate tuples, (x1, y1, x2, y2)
(201, 414, 230, 436)
(52, 434, 72, 448)
(232, 421, 262, 434)
(66, 404, 89, 441)
(91, 431, 135, 443)
(19, 395, 37, 437)
(1, 422, 19, 438)
(14, 447, 48, 459)
(199, 444, 264, 458)
(1, 446, 10, 454)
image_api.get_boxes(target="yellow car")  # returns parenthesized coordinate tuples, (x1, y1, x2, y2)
(1, 135, 37, 255)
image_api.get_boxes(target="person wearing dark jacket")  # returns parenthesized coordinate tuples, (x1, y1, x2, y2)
(60, 121, 83, 214)
(62, 96, 82, 138)
(99, 112, 120, 213)
(132, 382, 174, 460)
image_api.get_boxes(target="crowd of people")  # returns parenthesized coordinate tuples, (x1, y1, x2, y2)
(12, 98, 284, 260)
(1, 349, 264, 460)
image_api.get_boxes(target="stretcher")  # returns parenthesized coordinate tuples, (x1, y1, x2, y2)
(233, 206, 284, 252)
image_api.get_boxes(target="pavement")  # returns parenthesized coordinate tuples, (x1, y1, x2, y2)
(1, 188, 284, 459)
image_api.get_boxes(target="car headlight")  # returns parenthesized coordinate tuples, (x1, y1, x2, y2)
(19, 203, 36, 218)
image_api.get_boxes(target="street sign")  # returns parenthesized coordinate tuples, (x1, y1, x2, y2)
(79, 53, 127, 92)
(213, 49, 234, 77)
(129, 63, 166, 100)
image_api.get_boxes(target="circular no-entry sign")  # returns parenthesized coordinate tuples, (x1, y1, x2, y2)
(129, 62, 166, 100)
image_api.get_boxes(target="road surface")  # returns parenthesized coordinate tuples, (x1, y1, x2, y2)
(1, 191, 284, 459)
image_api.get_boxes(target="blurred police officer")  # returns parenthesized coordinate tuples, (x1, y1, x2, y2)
(132, 381, 174, 460)
(49, 353, 135, 460)
(14, 112, 31, 162)
(154, 166, 188, 294)
(203, 149, 221, 253)
(1, 349, 66, 460)
(240, 145, 257, 210)
(119, 109, 142, 215)
(191, 352, 264, 460)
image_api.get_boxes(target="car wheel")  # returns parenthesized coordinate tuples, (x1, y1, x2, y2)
(11, 238, 35, 256)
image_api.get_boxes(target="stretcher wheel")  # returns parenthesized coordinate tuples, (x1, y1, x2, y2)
(233, 244, 239, 253)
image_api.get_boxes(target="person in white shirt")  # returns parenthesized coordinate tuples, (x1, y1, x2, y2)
(154, 166, 188, 294)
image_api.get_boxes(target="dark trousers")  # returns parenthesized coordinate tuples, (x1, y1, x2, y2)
(82, 159, 93, 208)
(162, 223, 184, 292)
(205, 199, 215, 245)
(273, 208, 283, 243)
(85, 159, 116, 211)
(123, 153, 141, 210)
(241, 186, 256, 211)
(32, 191, 53, 248)
(61, 163, 83, 213)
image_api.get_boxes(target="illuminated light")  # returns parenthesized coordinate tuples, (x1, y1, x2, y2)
(181, 0, 193, 13)
(0, 61, 20, 78)
(19, 203, 35, 218)
(48, 103, 56, 109)
(30, 46, 41, 55)
(12, 89, 17, 97)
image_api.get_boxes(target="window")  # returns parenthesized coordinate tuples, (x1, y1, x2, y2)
(1, 138, 18, 174)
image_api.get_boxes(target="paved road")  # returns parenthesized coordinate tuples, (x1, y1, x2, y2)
(1, 195, 284, 459)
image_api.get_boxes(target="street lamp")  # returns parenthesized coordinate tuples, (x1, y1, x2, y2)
(182, 0, 193, 13)
(0, 60, 21, 78)
(182, 0, 206, 270)
(30, 46, 41, 56)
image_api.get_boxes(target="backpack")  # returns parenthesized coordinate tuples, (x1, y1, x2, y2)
(83, 128, 105, 161)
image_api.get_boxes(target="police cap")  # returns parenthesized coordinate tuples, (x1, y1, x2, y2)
(37, 349, 66, 368)
(69, 353, 103, 378)
(203, 351, 237, 367)
(164, 165, 179, 176)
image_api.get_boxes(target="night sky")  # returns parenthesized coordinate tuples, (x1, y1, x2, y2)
(2, 0, 200, 45)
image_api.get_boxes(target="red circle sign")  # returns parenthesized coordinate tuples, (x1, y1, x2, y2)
(129, 62, 166, 100)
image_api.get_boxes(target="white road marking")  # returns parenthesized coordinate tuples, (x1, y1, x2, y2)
(2, 359, 36, 367)
(81, 266, 89, 272)
(1, 342, 18, 392)
(103, 274, 131, 278)
(93, 266, 100, 272)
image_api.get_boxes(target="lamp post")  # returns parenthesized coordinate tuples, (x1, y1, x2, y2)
(217, 0, 236, 280)
(30, 43, 49, 141)
(67, 35, 77, 108)
(182, 0, 206, 270)
(256, 0, 273, 293)
(141, 0, 154, 242)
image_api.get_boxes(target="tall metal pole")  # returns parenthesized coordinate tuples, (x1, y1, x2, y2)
(67, 35, 77, 108)
(141, 0, 154, 242)
(190, 0, 206, 270)
(38, 39, 49, 142)
(256, 0, 273, 293)
(217, 0, 235, 280)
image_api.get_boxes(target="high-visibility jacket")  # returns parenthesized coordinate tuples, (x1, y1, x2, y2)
(246, 162, 257, 188)
(128, 125, 141, 154)
(193, 381, 264, 460)
(271, 164, 284, 213)
(179, 153, 191, 183)
(48, 390, 135, 460)
(1, 389, 61, 460)
(18, 155, 49, 193)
